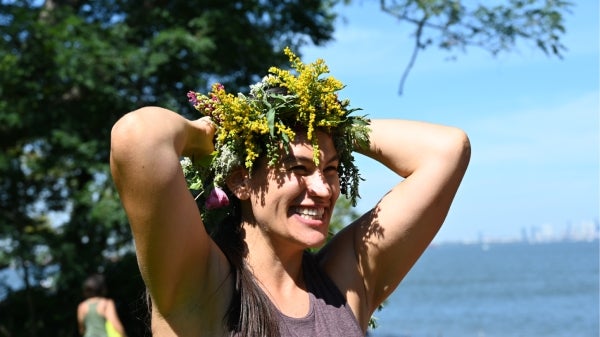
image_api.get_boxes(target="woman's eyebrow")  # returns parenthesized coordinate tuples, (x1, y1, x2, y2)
(282, 153, 340, 165)
(281, 154, 310, 164)
(326, 154, 340, 164)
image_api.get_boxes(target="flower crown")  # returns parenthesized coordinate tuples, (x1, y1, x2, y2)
(182, 47, 370, 229)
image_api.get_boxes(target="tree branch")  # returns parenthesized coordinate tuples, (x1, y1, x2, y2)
(398, 16, 426, 95)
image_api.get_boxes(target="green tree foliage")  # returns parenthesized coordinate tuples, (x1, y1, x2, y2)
(0, 1, 339, 336)
(0, 0, 571, 336)
(330, 196, 361, 237)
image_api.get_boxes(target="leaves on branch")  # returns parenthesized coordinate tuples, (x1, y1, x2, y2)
(378, 0, 572, 94)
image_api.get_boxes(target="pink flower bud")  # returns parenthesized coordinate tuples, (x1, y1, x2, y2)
(187, 91, 198, 104)
(205, 187, 229, 210)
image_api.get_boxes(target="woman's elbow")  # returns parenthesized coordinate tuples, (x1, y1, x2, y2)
(441, 127, 471, 172)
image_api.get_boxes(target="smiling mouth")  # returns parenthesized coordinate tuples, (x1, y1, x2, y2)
(293, 207, 325, 220)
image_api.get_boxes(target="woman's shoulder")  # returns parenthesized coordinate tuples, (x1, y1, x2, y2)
(315, 226, 365, 287)
(316, 218, 362, 270)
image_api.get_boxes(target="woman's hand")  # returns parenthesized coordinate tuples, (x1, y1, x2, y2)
(184, 116, 217, 159)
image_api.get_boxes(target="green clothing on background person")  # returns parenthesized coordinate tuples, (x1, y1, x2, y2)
(77, 274, 126, 337)
(83, 301, 107, 337)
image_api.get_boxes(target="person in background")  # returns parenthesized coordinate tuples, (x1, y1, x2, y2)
(110, 48, 471, 336)
(77, 273, 127, 337)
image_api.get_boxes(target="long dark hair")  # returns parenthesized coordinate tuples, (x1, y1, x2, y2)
(208, 188, 280, 337)
(144, 189, 280, 337)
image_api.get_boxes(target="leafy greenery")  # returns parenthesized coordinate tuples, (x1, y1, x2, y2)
(0, 1, 339, 335)
(0, 0, 571, 336)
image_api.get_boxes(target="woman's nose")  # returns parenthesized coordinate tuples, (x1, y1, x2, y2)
(306, 171, 332, 197)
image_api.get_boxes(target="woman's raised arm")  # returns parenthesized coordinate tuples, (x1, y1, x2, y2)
(110, 106, 226, 315)
(322, 119, 470, 329)
(360, 119, 470, 309)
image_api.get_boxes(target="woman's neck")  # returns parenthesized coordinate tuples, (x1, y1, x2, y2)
(243, 231, 310, 318)
(243, 222, 306, 288)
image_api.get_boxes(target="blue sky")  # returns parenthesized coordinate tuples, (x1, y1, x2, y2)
(302, 1, 599, 243)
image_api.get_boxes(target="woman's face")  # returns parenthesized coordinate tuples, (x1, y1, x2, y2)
(243, 130, 341, 249)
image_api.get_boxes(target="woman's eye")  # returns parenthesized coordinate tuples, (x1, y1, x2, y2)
(324, 165, 339, 174)
(290, 165, 309, 174)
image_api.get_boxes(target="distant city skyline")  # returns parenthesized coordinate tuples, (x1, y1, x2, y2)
(473, 219, 600, 245)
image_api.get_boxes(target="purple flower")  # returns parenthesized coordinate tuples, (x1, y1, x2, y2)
(205, 187, 229, 210)
(187, 91, 198, 105)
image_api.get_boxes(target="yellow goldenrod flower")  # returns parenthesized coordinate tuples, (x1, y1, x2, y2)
(184, 47, 371, 229)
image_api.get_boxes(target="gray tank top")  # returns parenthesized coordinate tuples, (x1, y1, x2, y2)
(275, 252, 364, 337)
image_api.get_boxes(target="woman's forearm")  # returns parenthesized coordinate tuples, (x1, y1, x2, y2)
(358, 119, 471, 178)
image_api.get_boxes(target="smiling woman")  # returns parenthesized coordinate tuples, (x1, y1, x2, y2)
(244, 131, 341, 249)
(109, 48, 470, 337)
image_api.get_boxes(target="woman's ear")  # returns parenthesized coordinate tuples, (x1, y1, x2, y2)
(226, 168, 250, 200)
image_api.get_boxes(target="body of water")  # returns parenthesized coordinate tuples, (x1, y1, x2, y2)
(369, 241, 599, 337)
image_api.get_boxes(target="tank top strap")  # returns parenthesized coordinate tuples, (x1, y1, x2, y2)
(301, 251, 346, 305)
(274, 251, 364, 337)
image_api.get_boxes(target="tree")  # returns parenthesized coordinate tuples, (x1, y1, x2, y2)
(0, 1, 339, 336)
(372, 0, 573, 94)
(330, 196, 361, 237)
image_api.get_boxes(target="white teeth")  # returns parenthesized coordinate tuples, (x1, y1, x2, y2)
(294, 207, 325, 220)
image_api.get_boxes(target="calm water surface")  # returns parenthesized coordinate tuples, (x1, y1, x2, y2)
(368, 241, 599, 337)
